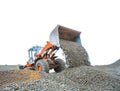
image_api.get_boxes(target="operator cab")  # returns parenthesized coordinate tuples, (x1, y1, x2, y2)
(28, 45, 42, 64)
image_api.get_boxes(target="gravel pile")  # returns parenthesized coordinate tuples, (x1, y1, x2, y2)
(60, 39, 90, 67)
(109, 59, 120, 68)
(0, 70, 40, 88)
(1, 65, 120, 91)
(94, 59, 120, 78)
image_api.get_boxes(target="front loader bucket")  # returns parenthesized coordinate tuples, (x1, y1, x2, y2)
(49, 25, 90, 68)
(49, 25, 81, 47)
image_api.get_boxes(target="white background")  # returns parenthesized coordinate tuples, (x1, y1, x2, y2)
(0, 0, 120, 65)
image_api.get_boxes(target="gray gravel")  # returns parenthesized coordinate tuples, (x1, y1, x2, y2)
(1, 65, 120, 91)
(94, 59, 120, 78)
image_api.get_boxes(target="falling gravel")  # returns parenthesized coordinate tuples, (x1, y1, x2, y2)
(60, 39, 90, 67)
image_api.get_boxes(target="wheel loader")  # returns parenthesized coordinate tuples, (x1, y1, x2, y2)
(20, 25, 87, 73)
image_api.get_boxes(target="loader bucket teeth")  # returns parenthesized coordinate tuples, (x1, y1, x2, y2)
(49, 25, 82, 46)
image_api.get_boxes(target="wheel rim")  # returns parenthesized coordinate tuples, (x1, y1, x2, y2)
(37, 64, 42, 72)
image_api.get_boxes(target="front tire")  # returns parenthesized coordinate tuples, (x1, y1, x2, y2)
(35, 59, 49, 73)
(54, 58, 65, 73)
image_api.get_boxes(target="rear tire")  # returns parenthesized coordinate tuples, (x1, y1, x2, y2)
(54, 58, 65, 73)
(35, 59, 49, 73)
